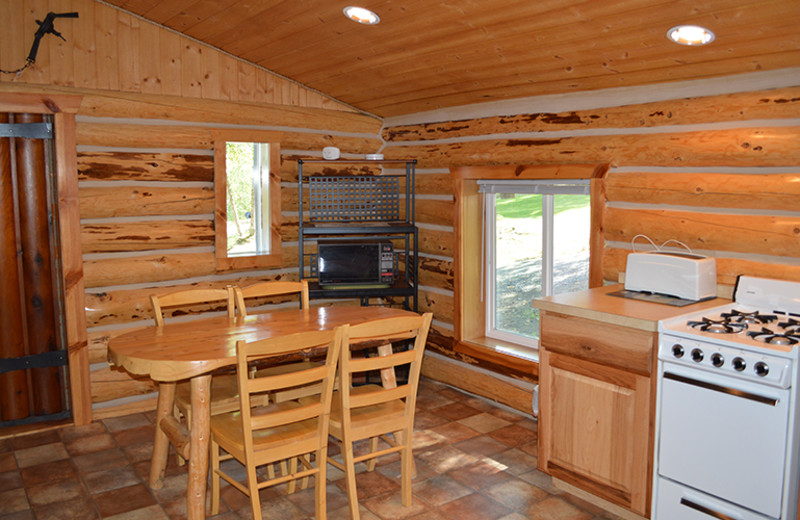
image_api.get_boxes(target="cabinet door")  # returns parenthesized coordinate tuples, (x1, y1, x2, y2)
(539, 348, 652, 516)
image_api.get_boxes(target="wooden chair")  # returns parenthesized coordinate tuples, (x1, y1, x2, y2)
(209, 325, 346, 520)
(234, 279, 309, 316)
(236, 280, 324, 404)
(149, 287, 240, 430)
(327, 312, 433, 520)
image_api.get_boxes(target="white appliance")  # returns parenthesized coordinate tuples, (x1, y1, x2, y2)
(625, 251, 717, 301)
(653, 275, 800, 520)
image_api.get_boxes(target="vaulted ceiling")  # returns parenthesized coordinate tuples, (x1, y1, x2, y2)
(103, 0, 800, 118)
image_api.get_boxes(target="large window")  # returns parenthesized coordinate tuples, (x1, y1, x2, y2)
(213, 130, 282, 270)
(480, 180, 591, 347)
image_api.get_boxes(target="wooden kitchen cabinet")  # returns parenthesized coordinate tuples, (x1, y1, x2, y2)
(538, 310, 656, 517)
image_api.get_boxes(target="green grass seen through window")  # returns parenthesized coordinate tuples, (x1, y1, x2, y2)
(496, 193, 590, 219)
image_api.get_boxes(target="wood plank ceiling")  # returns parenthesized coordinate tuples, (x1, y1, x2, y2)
(103, 0, 800, 117)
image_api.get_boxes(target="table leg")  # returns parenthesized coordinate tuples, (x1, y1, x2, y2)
(187, 374, 212, 520)
(150, 381, 176, 489)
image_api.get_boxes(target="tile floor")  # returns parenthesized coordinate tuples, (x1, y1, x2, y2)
(0, 377, 624, 520)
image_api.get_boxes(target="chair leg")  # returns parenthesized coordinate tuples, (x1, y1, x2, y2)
(246, 459, 263, 520)
(366, 437, 379, 472)
(210, 438, 220, 515)
(315, 447, 327, 520)
(342, 439, 360, 520)
(300, 454, 311, 490)
(400, 428, 413, 507)
(287, 457, 298, 494)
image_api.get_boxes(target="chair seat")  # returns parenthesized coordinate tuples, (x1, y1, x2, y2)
(175, 373, 240, 415)
(328, 385, 406, 437)
(211, 401, 320, 458)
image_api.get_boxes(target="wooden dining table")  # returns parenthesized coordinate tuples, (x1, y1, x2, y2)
(107, 305, 419, 520)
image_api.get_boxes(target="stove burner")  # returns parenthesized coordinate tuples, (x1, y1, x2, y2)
(747, 327, 800, 346)
(687, 318, 746, 334)
(721, 310, 778, 325)
(779, 318, 800, 335)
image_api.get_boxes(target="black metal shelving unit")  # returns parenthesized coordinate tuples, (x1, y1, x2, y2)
(297, 158, 418, 311)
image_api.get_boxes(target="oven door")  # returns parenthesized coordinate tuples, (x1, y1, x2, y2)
(657, 361, 790, 518)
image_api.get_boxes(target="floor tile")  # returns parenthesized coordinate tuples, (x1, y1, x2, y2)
(446, 458, 511, 490)
(482, 477, 550, 511)
(27, 478, 87, 508)
(429, 421, 480, 444)
(0, 487, 30, 515)
(457, 412, 511, 434)
(416, 445, 478, 474)
(430, 402, 482, 422)
(33, 495, 99, 520)
(20, 458, 77, 487)
(14, 442, 69, 468)
(362, 490, 430, 519)
(336, 469, 400, 501)
(92, 484, 157, 517)
(436, 492, 511, 520)
(522, 495, 594, 519)
(83, 465, 143, 495)
(488, 423, 538, 447)
(452, 435, 509, 457)
(411, 474, 473, 506)
(72, 447, 128, 474)
(64, 432, 117, 456)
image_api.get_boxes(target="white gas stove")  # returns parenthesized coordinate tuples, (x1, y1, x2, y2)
(654, 275, 800, 520)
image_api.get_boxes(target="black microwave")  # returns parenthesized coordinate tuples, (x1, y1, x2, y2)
(317, 241, 394, 288)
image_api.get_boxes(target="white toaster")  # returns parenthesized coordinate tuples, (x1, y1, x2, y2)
(624, 251, 717, 301)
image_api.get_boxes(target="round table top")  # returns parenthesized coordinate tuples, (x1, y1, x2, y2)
(108, 306, 418, 382)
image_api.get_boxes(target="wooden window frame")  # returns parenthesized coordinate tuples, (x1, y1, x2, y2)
(450, 164, 608, 352)
(212, 129, 283, 271)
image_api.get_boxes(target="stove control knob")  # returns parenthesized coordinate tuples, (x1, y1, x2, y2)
(754, 361, 769, 377)
(691, 348, 704, 363)
(732, 357, 746, 372)
(711, 353, 724, 367)
(672, 344, 685, 358)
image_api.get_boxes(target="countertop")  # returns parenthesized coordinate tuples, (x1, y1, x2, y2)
(533, 284, 730, 332)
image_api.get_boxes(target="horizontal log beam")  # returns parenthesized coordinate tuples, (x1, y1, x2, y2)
(78, 152, 213, 182)
(606, 171, 800, 211)
(80, 186, 214, 219)
(605, 207, 800, 258)
(421, 354, 534, 416)
(83, 252, 217, 288)
(384, 127, 800, 168)
(383, 87, 800, 141)
(77, 122, 381, 152)
(81, 220, 214, 253)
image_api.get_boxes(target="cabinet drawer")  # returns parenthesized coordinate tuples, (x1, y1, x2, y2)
(540, 311, 655, 375)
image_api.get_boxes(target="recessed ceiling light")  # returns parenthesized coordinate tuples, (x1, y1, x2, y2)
(343, 6, 380, 25)
(667, 25, 715, 46)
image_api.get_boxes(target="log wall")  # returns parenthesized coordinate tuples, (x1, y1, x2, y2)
(381, 85, 800, 393)
(79, 99, 381, 418)
(0, 0, 383, 421)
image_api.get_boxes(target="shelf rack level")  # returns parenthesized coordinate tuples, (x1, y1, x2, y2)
(297, 159, 418, 311)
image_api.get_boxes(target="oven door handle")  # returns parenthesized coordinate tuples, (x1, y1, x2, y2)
(663, 372, 778, 406)
(680, 497, 743, 520)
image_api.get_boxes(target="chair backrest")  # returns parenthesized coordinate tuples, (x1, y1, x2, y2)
(340, 313, 433, 418)
(234, 324, 347, 459)
(150, 286, 236, 327)
(234, 280, 310, 317)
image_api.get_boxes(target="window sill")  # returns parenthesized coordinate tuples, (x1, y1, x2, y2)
(454, 337, 539, 380)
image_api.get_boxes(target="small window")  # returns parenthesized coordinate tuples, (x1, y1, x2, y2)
(480, 180, 591, 347)
(213, 130, 282, 270)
